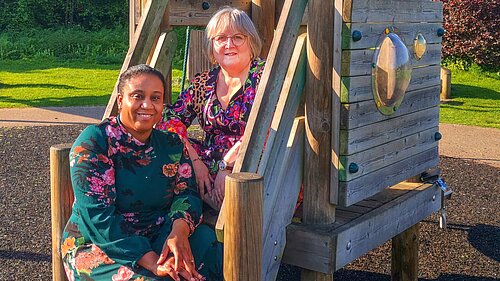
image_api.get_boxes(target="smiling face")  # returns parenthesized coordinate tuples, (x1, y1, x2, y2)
(212, 27, 253, 74)
(117, 73, 164, 142)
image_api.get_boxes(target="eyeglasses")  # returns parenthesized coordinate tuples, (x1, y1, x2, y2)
(212, 34, 247, 47)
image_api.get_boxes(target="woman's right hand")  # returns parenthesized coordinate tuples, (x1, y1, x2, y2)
(192, 159, 214, 199)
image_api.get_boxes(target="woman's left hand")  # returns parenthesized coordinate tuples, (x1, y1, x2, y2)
(157, 220, 203, 281)
(214, 169, 231, 207)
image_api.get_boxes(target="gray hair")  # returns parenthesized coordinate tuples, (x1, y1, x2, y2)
(204, 7, 262, 63)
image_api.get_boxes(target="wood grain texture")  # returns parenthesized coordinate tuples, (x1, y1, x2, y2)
(50, 144, 74, 281)
(252, 0, 276, 57)
(223, 173, 263, 281)
(343, 0, 443, 23)
(169, 0, 251, 26)
(340, 106, 440, 155)
(283, 182, 440, 273)
(338, 147, 439, 206)
(339, 127, 439, 181)
(392, 223, 420, 281)
(340, 65, 441, 104)
(186, 30, 213, 81)
(340, 85, 441, 129)
(103, 0, 169, 119)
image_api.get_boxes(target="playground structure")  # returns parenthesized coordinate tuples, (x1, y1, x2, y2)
(51, 0, 449, 280)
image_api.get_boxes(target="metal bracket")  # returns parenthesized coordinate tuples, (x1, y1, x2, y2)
(420, 168, 452, 229)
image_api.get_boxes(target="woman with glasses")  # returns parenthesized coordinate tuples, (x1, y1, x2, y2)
(158, 7, 265, 210)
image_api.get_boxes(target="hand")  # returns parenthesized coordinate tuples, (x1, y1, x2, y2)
(157, 220, 203, 281)
(192, 159, 214, 199)
(214, 169, 231, 207)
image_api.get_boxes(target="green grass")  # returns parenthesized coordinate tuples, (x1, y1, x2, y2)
(439, 67, 500, 129)
(0, 58, 182, 108)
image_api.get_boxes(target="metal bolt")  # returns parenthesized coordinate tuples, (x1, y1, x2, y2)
(346, 241, 352, 250)
(202, 2, 210, 10)
(432, 195, 436, 201)
(349, 163, 359, 173)
(274, 256, 278, 261)
(437, 28, 445, 37)
(274, 240, 278, 246)
(434, 132, 442, 141)
(352, 30, 362, 42)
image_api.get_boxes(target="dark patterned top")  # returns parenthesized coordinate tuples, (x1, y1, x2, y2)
(157, 58, 266, 174)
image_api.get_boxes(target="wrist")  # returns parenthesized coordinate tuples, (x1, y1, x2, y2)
(218, 159, 233, 172)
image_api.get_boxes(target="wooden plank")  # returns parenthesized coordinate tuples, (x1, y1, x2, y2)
(340, 106, 439, 155)
(262, 118, 305, 281)
(338, 147, 439, 206)
(187, 30, 213, 81)
(258, 33, 306, 180)
(342, 22, 443, 50)
(169, 1, 252, 26)
(343, 0, 443, 23)
(334, 183, 440, 270)
(341, 43, 441, 77)
(252, 0, 276, 57)
(103, 0, 169, 119)
(340, 65, 441, 103)
(51, 144, 74, 281)
(233, 0, 308, 173)
(339, 127, 439, 181)
(283, 224, 335, 274)
(341, 85, 441, 129)
(150, 30, 177, 104)
(284, 182, 440, 273)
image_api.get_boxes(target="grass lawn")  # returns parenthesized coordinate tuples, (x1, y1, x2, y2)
(440, 68, 500, 129)
(0, 58, 182, 108)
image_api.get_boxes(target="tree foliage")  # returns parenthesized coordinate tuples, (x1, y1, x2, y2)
(0, 0, 128, 31)
(442, 0, 500, 68)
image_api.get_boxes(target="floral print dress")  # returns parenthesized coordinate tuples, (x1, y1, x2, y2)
(157, 58, 266, 177)
(61, 117, 222, 281)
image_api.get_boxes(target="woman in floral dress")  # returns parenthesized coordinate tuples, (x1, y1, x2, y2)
(61, 64, 222, 281)
(157, 7, 265, 209)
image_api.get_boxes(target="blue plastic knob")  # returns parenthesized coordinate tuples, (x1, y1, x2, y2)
(348, 163, 359, 173)
(434, 132, 442, 141)
(352, 30, 362, 42)
(202, 2, 210, 10)
(437, 28, 445, 37)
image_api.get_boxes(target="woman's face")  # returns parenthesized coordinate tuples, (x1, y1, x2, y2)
(212, 27, 253, 73)
(117, 73, 164, 142)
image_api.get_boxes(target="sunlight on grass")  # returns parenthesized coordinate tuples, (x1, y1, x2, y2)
(440, 69, 500, 129)
(0, 59, 182, 108)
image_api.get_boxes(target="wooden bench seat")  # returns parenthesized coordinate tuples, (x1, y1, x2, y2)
(282, 181, 441, 274)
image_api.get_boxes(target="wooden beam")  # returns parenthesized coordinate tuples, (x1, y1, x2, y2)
(103, 0, 169, 119)
(149, 30, 177, 104)
(169, 1, 252, 26)
(391, 223, 420, 281)
(50, 144, 74, 281)
(187, 30, 213, 81)
(302, 0, 336, 279)
(252, 0, 276, 57)
(343, 0, 443, 23)
(233, 0, 308, 173)
(223, 173, 263, 281)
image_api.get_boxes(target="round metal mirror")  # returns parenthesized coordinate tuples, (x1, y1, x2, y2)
(372, 31, 412, 115)
(414, 33, 427, 60)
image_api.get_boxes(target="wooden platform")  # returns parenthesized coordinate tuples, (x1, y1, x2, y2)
(282, 181, 441, 273)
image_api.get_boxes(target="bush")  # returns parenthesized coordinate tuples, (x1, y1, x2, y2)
(442, 0, 500, 69)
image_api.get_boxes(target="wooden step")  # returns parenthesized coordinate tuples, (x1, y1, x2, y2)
(282, 182, 441, 274)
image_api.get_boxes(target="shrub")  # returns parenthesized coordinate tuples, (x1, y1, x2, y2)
(442, 0, 500, 69)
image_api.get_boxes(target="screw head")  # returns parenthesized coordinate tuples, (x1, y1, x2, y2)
(352, 30, 362, 42)
(346, 241, 352, 250)
(434, 132, 442, 141)
(437, 28, 445, 37)
(349, 163, 359, 173)
(202, 2, 210, 10)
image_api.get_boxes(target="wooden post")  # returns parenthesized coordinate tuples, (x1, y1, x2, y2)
(252, 0, 276, 57)
(50, 144, 74, 281)
(223, 173, 263, 281)
(302, 0, 336, 279)
(440, 67, 451, 100)
(391, 223, 420, 281)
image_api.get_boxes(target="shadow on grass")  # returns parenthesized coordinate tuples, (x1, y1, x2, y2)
(0, 59, 122, 73)
(451, 84, 500, 100)
(0, 95, 109, 107)
(0, 82, 79, 90)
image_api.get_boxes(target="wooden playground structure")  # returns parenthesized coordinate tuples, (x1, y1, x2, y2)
(51, 0, 449, 280)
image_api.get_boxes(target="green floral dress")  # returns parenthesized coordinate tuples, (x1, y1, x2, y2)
(61, 117, 222, 281)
